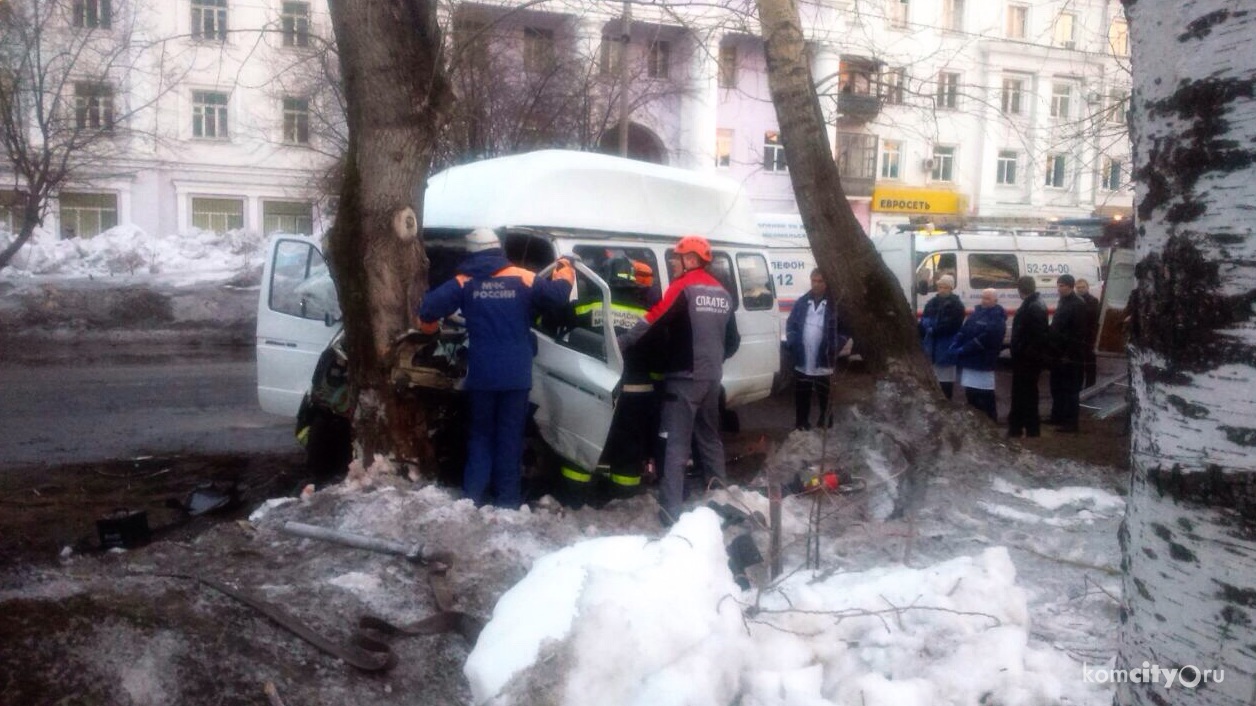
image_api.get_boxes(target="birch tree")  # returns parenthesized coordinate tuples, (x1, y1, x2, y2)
(324, 0, 453, 466)
(1117, 2, 1256, 703)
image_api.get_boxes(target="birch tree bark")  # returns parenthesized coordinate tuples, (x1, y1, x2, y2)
(325, 0, 453, 467)
(1118, 2, 1256, 703)
(754, 0, 933, 388)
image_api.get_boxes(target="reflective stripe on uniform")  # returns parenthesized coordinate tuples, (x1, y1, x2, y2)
(608, 473, 641, 487)
(621, 384, 655, 393)
(561, 466, 593, 483)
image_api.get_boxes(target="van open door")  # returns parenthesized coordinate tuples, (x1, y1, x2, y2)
(1096, 247, 1135, 354)
(256, 235, 341, 416)
(529, 260, 622, 473)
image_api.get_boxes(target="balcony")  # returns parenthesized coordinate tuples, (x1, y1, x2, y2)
(835, 132, 878, 197)
(837, 92, 882, 123)
(836, 56, 883, 123)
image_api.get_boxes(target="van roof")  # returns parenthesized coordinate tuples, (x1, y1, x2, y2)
(914, 231, 1098, 253)
(422, 150, 764, 246)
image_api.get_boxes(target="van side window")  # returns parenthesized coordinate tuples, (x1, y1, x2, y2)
(269, 239, 339, 321)
(666, 248, 740, 310)
(736, 252, 776, 311)
(572, 245, 662, 306)
(968, 253, 1019, 289)
(915, 252, 957, 293)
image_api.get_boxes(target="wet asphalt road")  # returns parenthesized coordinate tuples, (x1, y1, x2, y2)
(0, 344, 291, 468)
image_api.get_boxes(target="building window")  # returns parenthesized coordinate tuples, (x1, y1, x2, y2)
(1107, 89, 1128, 125)
(1044, 153, 1067, 188)
(887, 0, 909, 28)
(192, 90, 229, 139)
(281, 2, 310, 48)
(880, 67, 905, 104)
(996, 150, 1018, 185)
(837, 132, 878, 181)
(931, 145, 955, 182)
(263, 200, 314, 235)
(283, 97, 309, 144)
(1053, 12, 1075, 48)
(1101, 157, 1123, 191)
(73, 0, 111, 29)
(935, 72, 959, 110)
(191, 196, 244, 233)
(192, 0, 228, 42)
(942, 0, 964, 32)
(1051, 82, 1071, 119)
(1109, 19, 1129, 56)
(59, 192, 117, 239)
(455, 19, 490, 74)
(598, 37, 620, 76)
(74, 82, 114, 131)
(880, 139, 901, 179)
(1006, 4, 1027, 39)
(718, 45, 737, 88)
(648, 40, 670, 79)
(763, 131, 786, 172)
(715, 128, 733, 168)
(1001, 77, 1023, 115)
(522, 27, 554, 73)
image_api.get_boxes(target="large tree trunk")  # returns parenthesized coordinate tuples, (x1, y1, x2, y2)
(754, 0, 933, 389)
(1118, 2, 1256, 703)
(326, 0, 453, 469)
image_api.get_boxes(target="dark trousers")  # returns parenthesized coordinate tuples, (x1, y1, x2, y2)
(794, 372, 831, 429)
(964, 387, 997, 422)
(1007, 367, 1041, 437)
(659, 378, 726, 521)
(1050, 363, 1082, 429)
(600, 381, 660, 498)
(1082, 350, 1097, 389)
(465, 388, 530, 509)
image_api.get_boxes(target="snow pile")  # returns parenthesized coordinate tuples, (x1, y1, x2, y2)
(1, 225, 272, 284)
(466, 508, 1109, 706)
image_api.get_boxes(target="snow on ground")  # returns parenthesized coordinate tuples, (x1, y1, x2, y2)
(1, 224, 273, 285)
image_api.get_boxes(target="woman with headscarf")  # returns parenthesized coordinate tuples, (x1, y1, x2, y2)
(919, 274, 966, 399)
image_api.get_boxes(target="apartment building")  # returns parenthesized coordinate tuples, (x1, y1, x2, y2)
(7, 0, 337, 240)
(14, 0, 1129, 241)
(446, 0, 1133, 235)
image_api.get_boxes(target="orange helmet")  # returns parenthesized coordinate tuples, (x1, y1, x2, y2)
(675, 235, 712, 263)
(632, 260, 654, 287)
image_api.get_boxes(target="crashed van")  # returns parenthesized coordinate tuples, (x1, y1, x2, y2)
(257, 150, 779, 476)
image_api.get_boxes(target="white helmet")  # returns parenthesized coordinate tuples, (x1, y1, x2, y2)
(466, 228, 499, 253)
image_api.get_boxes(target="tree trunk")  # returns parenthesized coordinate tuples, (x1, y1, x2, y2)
(754, 0, 933, 389)
(325, 0, 453, 469)
(1118, 2, 1256, 703)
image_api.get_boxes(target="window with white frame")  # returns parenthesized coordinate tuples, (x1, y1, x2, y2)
(648, 40, 670, 79)
(281, 2, 310, 48)
(1053, 12, 1075, 48)
(1051, 82, 1071, 119)
(1108, 19, 1129, 56)
(192, 0, 228, 42)
(763, 131, 786, 172)
(1107, 89, 1128, 124)
(1001, 77, 1024, 115)
(931, 145, 955, 182)
(283, 97, 309, 144)
(880, 67, 905, 104)
(191, 196, 244, 233)
(1044, 153, 1067, 188)
(1101, 157, 1123, 191)
(192, 90, 229, 139)
(887, 0, 908, 28)
(263, 200, 314, 235)
(59, 192, 118, 239)
(715, 128, 733, 167)
(942, 0, 964, 32)
(73, 0, 111, 29)
(1005, 4, 1027, 39)
(522, 27, 554, 73)
(74, 82, 114, 131)
(719, 45, 737, 88)
(880, 140, 901, 179)
(996, 150, 1018, 185)
(935, 71, 959, 110)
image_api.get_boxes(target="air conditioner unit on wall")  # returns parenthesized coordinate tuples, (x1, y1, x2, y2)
(922, 158, 935, 171)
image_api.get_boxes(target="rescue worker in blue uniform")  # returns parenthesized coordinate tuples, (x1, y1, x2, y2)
(619, 235, 739, 525)
(417, 228, 574, 508)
